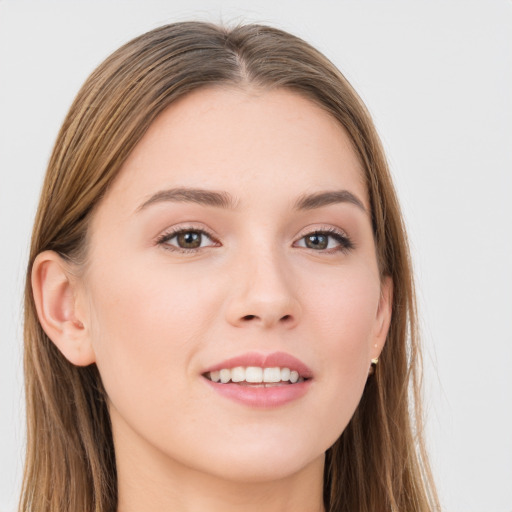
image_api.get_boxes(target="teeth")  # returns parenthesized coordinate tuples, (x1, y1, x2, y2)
(206, 367, 306, 384)
(263, 367, 281, 383)
(231, 366, 245, 382)
(246, 367, 263, 383)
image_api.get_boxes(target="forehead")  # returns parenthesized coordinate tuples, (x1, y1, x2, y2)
(99, 86, 368, 216)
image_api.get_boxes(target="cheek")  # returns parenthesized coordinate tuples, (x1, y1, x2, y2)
(300, 265, 380, 428)
(85, 260, 215, 413)
(304, 264, 379, 355)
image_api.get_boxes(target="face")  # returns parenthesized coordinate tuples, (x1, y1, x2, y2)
(78, 87, 391, 483)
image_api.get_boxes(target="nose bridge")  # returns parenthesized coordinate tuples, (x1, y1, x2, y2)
(225, 239, 300, 328)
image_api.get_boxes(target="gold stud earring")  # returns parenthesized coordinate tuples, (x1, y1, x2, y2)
(368, 358, 379, 375)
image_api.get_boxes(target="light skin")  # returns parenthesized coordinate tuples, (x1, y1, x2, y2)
(32, 87, 392, 512)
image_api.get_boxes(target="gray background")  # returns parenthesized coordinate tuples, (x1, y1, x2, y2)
(1, 1, 511, 511)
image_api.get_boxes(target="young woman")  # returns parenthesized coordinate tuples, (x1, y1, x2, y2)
(22, 21, 439, 512)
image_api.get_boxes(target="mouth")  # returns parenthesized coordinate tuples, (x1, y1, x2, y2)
(201, 352, 313, 408)
(203, 366, 308, 386)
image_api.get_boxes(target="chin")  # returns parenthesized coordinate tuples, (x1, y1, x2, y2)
(202, 449, 325, 484)
(175, 425, 333, 484)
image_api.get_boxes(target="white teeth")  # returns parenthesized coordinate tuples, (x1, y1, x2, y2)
(245, 367, 263, 383)
(207, 366, 306, 384)
(231, 366, 245, 382)
(263, 367, 281, 383)
(220, 369, 231, 384)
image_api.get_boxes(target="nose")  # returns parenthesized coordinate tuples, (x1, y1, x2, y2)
(224, 250, 301, 329)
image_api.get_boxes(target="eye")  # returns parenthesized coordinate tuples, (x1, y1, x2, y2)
(156, 228, 218, 252)
(295, 229, 354, 253)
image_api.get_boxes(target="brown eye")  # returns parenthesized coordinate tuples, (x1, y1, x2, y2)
(158, 228, 217, 252)
(177, 231, 202, 249)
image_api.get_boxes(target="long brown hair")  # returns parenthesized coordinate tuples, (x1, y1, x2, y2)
(21, 21, 439, 512)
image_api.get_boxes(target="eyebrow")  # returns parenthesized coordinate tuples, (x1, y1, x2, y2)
(136, 187, 237, 212)
(294, 190, 367, 213)
(136, 187, 367, 214)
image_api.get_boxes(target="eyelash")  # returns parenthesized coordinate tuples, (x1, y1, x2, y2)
(155, 226, 354, 254)
(296, 227, 354, 254)
(155, 226, 219, 254)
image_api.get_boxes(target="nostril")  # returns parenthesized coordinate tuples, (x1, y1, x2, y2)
(238, 313, 295, 325)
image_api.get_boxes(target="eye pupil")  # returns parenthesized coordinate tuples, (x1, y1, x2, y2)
(177, 231, 202, 248)
(306, 234, 328, 250)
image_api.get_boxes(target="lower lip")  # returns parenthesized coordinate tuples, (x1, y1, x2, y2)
(203, 378, 311, 408)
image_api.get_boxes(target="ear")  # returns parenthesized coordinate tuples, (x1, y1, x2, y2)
(31, 250, 95, 366)
(370, 275, 393, 360)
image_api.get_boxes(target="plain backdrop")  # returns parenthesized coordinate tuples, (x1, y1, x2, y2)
(1, 1, 511, 511)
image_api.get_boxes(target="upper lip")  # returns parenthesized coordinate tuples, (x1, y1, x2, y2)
(202, 351, 313, 379)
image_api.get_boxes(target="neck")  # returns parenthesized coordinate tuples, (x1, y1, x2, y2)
(117, 458, 325, 512)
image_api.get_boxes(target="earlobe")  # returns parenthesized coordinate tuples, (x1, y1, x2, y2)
(371, 275, 393, 360)
(31, 250, 95, 366)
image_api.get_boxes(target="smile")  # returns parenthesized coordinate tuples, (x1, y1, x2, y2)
(205, 366, 305, 384)
(202, 352, 312, 408)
